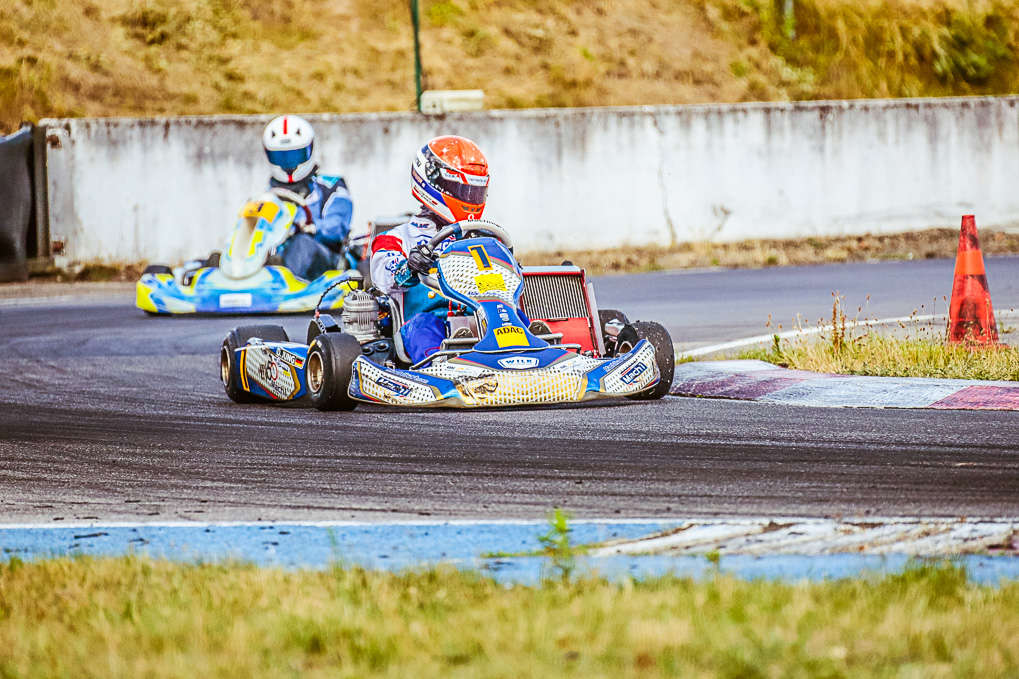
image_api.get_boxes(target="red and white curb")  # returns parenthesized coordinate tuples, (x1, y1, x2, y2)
(591, 517, 1018, 556)
(670, 360, 1019, 410)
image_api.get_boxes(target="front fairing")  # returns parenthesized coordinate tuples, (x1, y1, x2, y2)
(219, 195, 297, 280)
(136, 266, 354, 314)
(347, 339, 660, 407)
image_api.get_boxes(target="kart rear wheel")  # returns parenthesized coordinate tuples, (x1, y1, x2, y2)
(143, 264, 173, 276)
(626, 320, 675, 401)
(306, 332, 361, 411)
(220, 325, 290, 404)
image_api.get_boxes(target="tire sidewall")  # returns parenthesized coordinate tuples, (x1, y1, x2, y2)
(307, 333, 360, 411)
(628, 320, 675, 400)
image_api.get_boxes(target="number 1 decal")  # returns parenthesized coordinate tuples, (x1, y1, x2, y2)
(468, 244, 492, 270)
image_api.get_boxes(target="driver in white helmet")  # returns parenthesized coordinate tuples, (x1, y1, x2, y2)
(262, 115, 354, 281)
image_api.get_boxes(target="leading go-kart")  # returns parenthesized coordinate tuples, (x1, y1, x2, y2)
(136, 188, 363, 314)
(219, 219, 676, 409)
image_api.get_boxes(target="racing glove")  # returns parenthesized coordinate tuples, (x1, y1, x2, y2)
(407, 245, 434, 276)
(393, 262, 418, 288)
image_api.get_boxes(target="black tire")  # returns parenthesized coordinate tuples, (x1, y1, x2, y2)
(626, 320, 675, 401)
(205, 251, 221, 269)
(220, 325, 290, 404)
(306, 332, 361, 411)
(598, 308, 630, 329)
(599, 308, 633, 356)
(143, 264, 173, 276)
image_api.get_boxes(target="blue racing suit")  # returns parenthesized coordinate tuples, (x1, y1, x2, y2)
(369, 210, 451, 363)
(270, 173, 353, 281)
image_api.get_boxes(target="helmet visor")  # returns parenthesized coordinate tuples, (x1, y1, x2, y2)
(433, 174, 488, 205)
(266, 146, 312, 172)
(424, 150, 488, 206)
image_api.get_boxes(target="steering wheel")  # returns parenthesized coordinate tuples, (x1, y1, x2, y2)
(268, 186, 310, 207)
(419, 219, 514, 260)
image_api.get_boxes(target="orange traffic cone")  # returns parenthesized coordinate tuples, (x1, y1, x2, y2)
(948, 215, 998, 344)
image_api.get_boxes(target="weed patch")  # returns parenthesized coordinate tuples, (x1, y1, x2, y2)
(739, 298, 1019, 380)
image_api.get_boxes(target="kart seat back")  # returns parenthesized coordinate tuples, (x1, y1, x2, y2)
(387, 293, 412, 364)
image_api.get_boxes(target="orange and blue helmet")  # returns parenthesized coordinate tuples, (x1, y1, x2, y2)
(411, 136, 489, 223)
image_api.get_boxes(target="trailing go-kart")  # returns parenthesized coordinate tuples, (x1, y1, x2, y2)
(219, 220, 675, 409)
(136, 188, 363, 314)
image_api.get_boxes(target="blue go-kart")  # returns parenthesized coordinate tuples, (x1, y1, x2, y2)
(219, 220, 675, 409)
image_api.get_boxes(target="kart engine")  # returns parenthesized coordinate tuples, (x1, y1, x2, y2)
(340, 289, 381, 342)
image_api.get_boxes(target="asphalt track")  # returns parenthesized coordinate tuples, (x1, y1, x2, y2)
(1, 257, 1018, 524)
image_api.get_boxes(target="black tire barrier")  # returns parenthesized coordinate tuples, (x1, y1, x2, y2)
(0, 127, 33, 283)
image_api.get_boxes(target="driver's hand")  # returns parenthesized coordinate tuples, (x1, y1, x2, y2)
(407, 246, 434, 276)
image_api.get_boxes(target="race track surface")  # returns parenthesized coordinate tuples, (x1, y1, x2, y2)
(1, 258, 1018, 523)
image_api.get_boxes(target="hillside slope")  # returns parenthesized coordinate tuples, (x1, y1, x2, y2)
(2, 0, 1019, 131)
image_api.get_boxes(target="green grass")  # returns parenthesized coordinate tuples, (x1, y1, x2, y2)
(738, 299, 1019, 381)
(2, 557, 1019, 678)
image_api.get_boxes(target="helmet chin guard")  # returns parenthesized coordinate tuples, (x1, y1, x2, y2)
(263, 115, 317, 183)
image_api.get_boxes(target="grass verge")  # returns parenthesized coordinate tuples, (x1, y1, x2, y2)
(2, 556, 1019, 678)
(5, 0, 1019, 132)
(519, 228, 1019, 276)
(738, 298, 1019, 381)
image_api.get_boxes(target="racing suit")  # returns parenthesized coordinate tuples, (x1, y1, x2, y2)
(270, 173, 353, 281)
(369, 209, 451, 364)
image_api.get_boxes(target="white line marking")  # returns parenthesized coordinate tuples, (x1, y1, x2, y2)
(677, 314, 942, 358)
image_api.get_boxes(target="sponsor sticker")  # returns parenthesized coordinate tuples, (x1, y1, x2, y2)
(273, 346, 305, 369)
(219, 293, 253, 308)
(244, 347, 298, 399)
(474, 273, 506, 294)
(620, 362, 648, 385)
(498, 356, 540, 370)
(494, 326, 528, 348)
(375, 374, 412, 397)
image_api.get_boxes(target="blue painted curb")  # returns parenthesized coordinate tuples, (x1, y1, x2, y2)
(3, 522, 1018, 585)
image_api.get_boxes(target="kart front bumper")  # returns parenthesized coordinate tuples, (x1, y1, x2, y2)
(136, 267, 354, 314)
(348, 340, 660, 408)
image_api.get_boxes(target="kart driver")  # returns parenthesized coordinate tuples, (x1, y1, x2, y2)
(262, 115, 354, 281)
(370, 135, 496, 364)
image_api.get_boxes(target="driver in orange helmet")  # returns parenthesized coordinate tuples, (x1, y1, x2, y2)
(370, 135, 492, 364)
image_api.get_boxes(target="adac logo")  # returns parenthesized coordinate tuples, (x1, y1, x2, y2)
(620, 362, 647, 385)
(497, 356, 540, 370)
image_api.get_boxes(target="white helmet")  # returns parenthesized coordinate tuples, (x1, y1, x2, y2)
(262, 115, 316, 183)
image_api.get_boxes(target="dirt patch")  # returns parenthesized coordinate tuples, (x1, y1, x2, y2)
(518, 228, 1019, 276)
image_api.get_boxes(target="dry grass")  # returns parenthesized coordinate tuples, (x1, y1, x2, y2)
(519, 227, 1019, 276)
(2, 556, 1019, 678)
(4, 0, 1019, 131)
(740, 297, 1019, 381)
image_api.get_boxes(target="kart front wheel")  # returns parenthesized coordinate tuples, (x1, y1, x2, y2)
(626, 320, 675, 401)
(306, 332, 361, 411)
(220, 325, 290, 404)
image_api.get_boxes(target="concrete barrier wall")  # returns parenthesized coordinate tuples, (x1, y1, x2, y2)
(42, 96, 1019, 264)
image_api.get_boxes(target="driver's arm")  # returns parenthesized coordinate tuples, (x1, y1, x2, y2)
(312, 179, 353, 248)
(369, 234, 414, 296)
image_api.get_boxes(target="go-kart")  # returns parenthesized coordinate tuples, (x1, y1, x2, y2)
(219, 220, 675, 409)
(136, 188, 363, 314)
